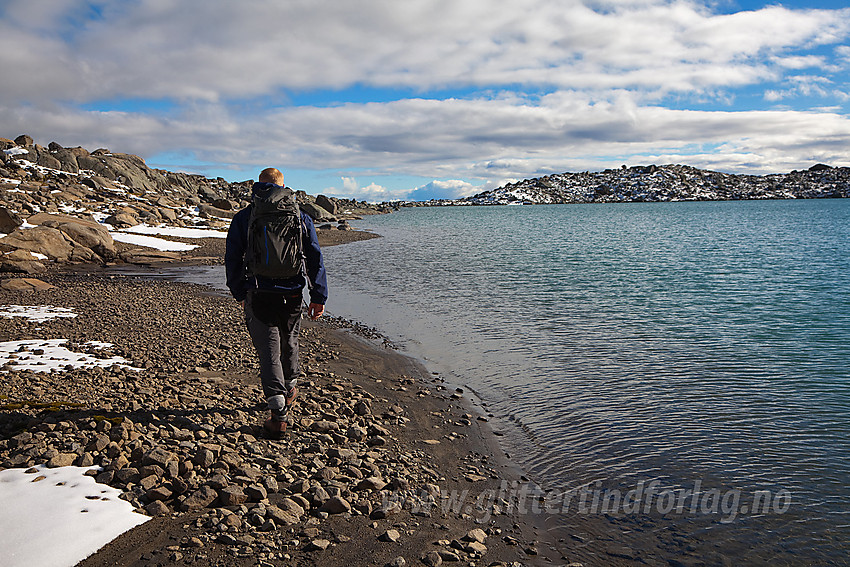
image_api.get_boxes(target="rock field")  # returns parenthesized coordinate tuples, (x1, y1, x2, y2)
(0, 272, 555, 567)
(1, 134, 387, 275)
(433, 163, 850, 205)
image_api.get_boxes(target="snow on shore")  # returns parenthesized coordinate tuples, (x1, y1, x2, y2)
(110, 232, 199, 251)
(0, 305, 77, 322)
(0, 339, 139, 373)
(108, 222, 229, 251)
(123, 224, 228, 239)
(0, 465, 149, 567)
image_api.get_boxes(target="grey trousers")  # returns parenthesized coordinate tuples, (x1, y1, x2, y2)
(244, 290, 302, 415)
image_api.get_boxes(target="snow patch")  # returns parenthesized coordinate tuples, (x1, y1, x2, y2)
(123, 224, 228, 239)
(110, 232, 198, 251)
(0, 339, 139, 373)
(1, 250, 47, 260)
(0, 305, 77, 322)
(0, 465, 149, 567)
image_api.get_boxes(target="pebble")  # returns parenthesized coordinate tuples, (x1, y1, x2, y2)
(465, 528, 487, 544)
(421, 550, 443, 566)
(320, 495, 352, 515)
(380, 529, 401, 543)
(307, 539, 331, 551)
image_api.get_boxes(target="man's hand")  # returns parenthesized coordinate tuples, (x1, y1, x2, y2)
(308, 303, 324, 320)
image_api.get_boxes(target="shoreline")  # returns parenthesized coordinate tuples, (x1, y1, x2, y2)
(0, 238, 565, 566)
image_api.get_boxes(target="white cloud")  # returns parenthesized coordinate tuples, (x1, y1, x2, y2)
(407, 180, 481, 201)
(1, 1, 848, 104)
(335, 177, 405, 203)
(1, 1, 849, 200)
(4, 87, 849, 193)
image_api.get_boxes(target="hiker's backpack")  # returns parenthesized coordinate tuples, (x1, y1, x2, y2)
(245, 185, 304, 279)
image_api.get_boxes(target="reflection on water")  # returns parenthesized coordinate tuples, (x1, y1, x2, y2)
(321, 200, 850, 565)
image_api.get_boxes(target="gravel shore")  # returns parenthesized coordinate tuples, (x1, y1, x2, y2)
(0, 233, 559, 566)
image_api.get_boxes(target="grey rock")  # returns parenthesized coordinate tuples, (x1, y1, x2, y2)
(146, 485, 173, 501)
(310, 420, 339, 433)
(299, 201, 336, 222)
(145, 500, 170, 516)
(316, 194, 336, 215)
(47, 453, 77, 468)
(0, 206, 23, 234)
(421, 551, 443, 567)
(103, 212, 137, 228)
(465, 528, 487, 543)
(320, 495, 351, 515)
(355, 476, 387, 491)
(266, 505, 301, 526)
(180, 485, 218, 511)
(143, 447, 177, 469)
(307, 539, 331, 551)
(197, 204, 235, 219)
(193, 447, 215, 468)
(219, 485, 247, 506)
(246, 484, 267, 501)
(370, 501, 402, 520)
(1, 226, 78, 262)
(464, 541, 487, 555)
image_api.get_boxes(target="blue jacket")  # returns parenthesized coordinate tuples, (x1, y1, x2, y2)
(225, 183, 328, 304)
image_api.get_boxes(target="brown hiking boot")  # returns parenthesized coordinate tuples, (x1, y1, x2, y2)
(263, 416, 286, 438)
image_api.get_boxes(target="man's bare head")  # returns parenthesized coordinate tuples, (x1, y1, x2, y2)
(258, 168, 284, 186)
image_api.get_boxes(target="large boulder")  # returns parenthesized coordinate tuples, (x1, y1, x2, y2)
(77, 154, 117, 180)
(104, 212, 138, 228)
(0, 224, 98, 263)
(0, 249, 46, 274)
(101, 153, 161, 191)
(0, 225, 76, 262)
(210, 198, 233, 211)
(0, 207, 23, 234)
(198, 204, 235, 219)
(299, 202, 336, 222)
(41, 219, 116, 260)
(0, 278, 55, 291)
(316, 194, 337, 215)
(120, 249, 182, 264)
(14, 134, 33, 147)
(51, 148, 82, 173)
(36, 152, 63, 171)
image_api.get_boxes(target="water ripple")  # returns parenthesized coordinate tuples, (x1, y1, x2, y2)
(324, 200, 850, 564)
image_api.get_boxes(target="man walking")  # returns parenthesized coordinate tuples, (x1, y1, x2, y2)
(225, 167, 327, 436)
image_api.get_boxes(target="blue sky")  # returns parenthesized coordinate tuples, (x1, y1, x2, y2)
(1, 1, 849, 201)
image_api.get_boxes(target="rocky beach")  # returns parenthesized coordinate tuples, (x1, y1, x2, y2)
(0, 265, 562, 567)
(0, 134, 562, 566)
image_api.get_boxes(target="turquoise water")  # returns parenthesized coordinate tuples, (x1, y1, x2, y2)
(323, 200, 850, 565)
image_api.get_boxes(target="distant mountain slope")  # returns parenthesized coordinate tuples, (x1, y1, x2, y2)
(451, 164, 850, 205)
(0, 133, 385, 273)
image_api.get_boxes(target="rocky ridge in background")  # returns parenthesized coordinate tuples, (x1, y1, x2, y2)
(1, 134, 388, 274)
(421, 163, 850, 206)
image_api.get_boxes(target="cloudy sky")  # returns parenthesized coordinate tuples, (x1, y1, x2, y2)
(1, 0, 848, 201)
